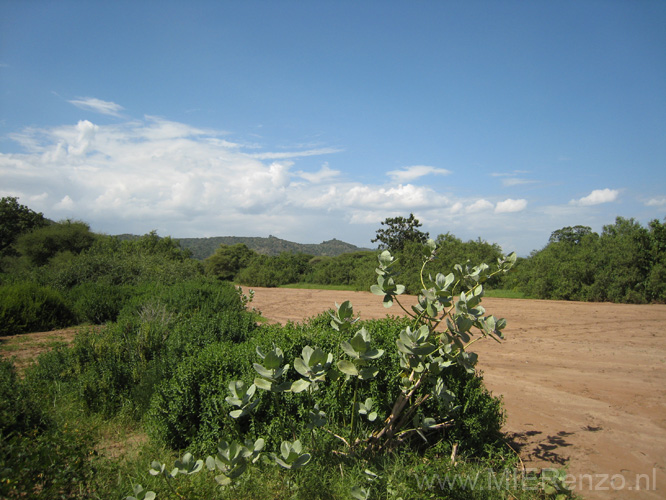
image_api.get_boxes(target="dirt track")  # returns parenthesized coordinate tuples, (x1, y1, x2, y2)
(249, 287, 666, 500)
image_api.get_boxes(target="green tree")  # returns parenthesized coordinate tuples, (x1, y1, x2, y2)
(548, 225, 593, 245)
(120, 230, 192, 261)
(14, 220, 97, 267)
(512, 217, 663, 303)
(521, 230, 599, 300)
(590, 217, 651, 303)
(236, 252, 313, 287)
(205, 243, 256, 281)
(371, 213, 429, 253)
(0, 197, 48, 257)
(646, 218, 666, 302)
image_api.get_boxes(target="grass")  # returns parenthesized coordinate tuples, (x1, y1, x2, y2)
(484, 289, 528, 299)
(0, 338, 66, 352)
(112, 444, 577, 500)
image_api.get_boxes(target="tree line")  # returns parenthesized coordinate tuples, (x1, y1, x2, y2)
(205, 213, 666, 304)
(2, 198, 664, 305)
(505, 217, 666, 303)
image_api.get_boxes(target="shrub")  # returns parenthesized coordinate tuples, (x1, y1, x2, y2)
(147, 311, 506, 458)
(0, 358, 47, 437)
(1, 358, 96, 499)
(136, 241, 519, 500)
(0, 282, 76, 336)
(69, 281, 132, 324)
(25, 278, 258, 419)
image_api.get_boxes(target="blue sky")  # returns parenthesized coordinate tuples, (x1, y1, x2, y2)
(1, 0, 665, 256)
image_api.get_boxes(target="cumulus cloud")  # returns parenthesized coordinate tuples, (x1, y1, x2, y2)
(345, 184, 450, 210)
(0, 111, 570, 255)
(387, 165, 452, 183)
(495, 198, 527, 213)
(55, 195, 75, 210)
(646, 197, 666, 207)
(68, 97, 125, 117)
(570, 188, 619, 206)
(466, 199, 494, 213)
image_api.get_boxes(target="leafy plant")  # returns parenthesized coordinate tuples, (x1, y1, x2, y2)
(133, 239, 517, 496)
(0, 282, 76, 336)
(271, 439, 311, 470)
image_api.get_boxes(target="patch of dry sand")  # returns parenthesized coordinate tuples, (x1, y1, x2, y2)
(249, 287, 666, 500)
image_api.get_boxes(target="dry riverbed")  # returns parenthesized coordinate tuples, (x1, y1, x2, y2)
(2, 289, 665, 499)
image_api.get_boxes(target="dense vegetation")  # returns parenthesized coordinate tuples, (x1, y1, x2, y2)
(203, 214, 665, 304)
(0, 198, 575, 499)
(504, 217, 666, 303)
(203, 234, 506, 294)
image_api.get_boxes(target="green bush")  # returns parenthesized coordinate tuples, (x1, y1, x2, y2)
(147, 313, 505, 458)
(0, 358, 96, 499)
(236, 252, 314, 287)
(147, 341, 245, 451)
(0, 282, 77, 336)
(304, 251, 377, 290)
(0, 358, 47, 437)
(24, 344, 77, 384)
(13, 219, 97, 267)
(69, 281, 132, 324)
(25, 278, 257, 419)
(0, 427, 95, 499)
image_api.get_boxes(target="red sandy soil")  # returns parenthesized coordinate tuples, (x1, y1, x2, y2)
(3, 290, 664, 499)
(248, 287, 666, 500)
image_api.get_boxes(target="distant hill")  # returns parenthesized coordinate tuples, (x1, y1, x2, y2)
(115, 233, 373, 260)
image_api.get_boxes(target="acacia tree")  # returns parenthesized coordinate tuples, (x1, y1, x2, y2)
(0, 197, 48, 257)
(14, 219, 97, 267)
(205, 243, 256, 281)
(371, 213, 429, 253)
(647, 218, 666, 302)
(548, 225, 593, 245)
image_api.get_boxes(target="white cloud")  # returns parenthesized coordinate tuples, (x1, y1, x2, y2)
(296, 163, 340, 183)
(343, 184, 447, 210)
(646, 197, 666, 207)
(68, 97, 125, 117)
(0, 117, 348, 231)
(3, 110, 614, 257)
(466, 199, 494, 213)
(495, 198, 528, 213)
(68, 120, 98, 156)
(250, 147, 342, 160)
(387, 165, 451, 183)
(29, 192, 49, 203)
(491, 171, 536, 187)
(501, 177, 537, 187)
(571, 188, 619, 206)
(55, 195, 74, 210)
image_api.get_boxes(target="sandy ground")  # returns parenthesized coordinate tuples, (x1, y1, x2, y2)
(248, 287, 666, 500)
(0, 328, 78, 373)
(2, 289, 664, 499)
